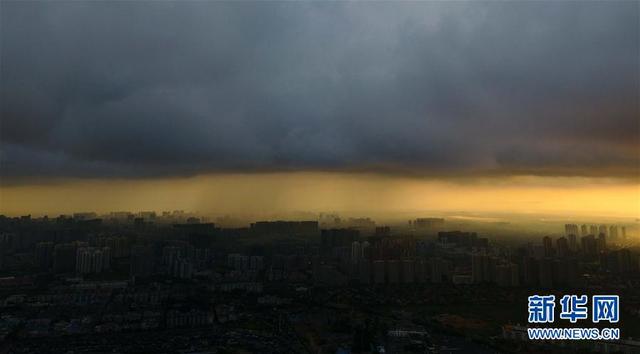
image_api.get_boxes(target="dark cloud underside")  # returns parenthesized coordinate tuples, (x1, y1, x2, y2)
(1, 1, 638, 181)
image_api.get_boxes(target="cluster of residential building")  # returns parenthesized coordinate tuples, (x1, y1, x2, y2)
(0, 213, 637, 353)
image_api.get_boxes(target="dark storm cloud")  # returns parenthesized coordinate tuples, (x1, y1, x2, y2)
(1, 1, 638, 181)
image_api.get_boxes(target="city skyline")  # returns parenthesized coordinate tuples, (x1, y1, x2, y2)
(0, 210, 638, 353)
(0, 173, 638, 218)
(1, 2, 639, 353)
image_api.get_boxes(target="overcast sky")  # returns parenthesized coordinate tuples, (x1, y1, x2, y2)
(1, 1, 638, 182)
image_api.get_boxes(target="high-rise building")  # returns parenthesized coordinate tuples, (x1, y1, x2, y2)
(411, 218, 445, 229)
(375, 226, 391, 237)
(552, 259, 567, 287)
(168, 257, 193, 279)
(472, 254, 491, 284)
(251, 221, 319, 238)
(104, 236, 129, 258)
(53, 243, 77, 273)
(130, 245, 155, 278)
(580, 224, 588, 236)
(373, 260, 385, 284)
(568, 233, 577, 252)
(581, 235, 597, 258)
(387, 260, 400, 284)
(321, 228, 358, 256)
(542, 236, 554, 258)
(564, 224, 579, 237)
(438, 231, 487, 249)
(538, 258, 554, 288)
(357, 261, 371, 284)
(603, 249, 638, 274)
(608, 226, 618, 243)
(76, 247, 111, 274)
(227, 253, 251, 270)
(495, 263, 519, 287)
(556, 237, 569, 258)
(361, 241, 371, 261)
(402, 260, 415, 283)
(351, 241, 362, 263)
(35, 242, 54, 271)
(590, 225, 598, 235)
(249, 256, 264, 271)
(163, 246, 183, 266)
(597, 233, 607, 253)
(564, 258, 581, 287)
(415, 259, 428, 283)
(522, 257, 538, 286)
(598, 225, 608, 238)
(431, 258, 449, 284)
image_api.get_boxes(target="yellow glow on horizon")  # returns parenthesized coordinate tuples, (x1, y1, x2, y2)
(0, 172, 638, 219)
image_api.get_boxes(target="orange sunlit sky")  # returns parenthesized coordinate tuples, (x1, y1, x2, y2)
(1, 173, 638, 220)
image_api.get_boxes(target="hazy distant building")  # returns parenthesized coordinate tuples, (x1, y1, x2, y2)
(344, 218, 376, 232)
(590, 225, 598, 236)
(375, 226, 391, 237)
(251, 221, 319, 238)
(318, 213, 341, 228)
(109, 211, 133, 220)
(564, 224, 579, 237)
(138, 211, 156, 220)
(609, 226, 618, 243)
(73, 212, 97, 220)
(411, 218, 445, 229)
(438, 231, 488, 249)
(580, 224, 588, 236)
(76, 247, 111, 274)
